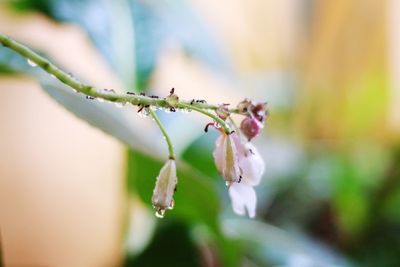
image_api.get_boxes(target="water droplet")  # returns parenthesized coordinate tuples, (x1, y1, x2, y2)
(115, 102, 125, 108)
(168, 200, 175, 210)
(27, 59, 37, 67)
(225, 181, 231, 187)
(155, 209, 166, 218)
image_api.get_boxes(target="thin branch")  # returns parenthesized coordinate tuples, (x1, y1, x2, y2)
(0, 33, 238, 131)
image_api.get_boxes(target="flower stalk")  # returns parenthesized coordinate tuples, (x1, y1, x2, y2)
(148, 108, 175, 160)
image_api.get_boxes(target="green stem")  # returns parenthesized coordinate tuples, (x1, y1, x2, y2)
(177, 103, 231, 134)
(0, 33, 240, 121)
(148, 108, 175, 160)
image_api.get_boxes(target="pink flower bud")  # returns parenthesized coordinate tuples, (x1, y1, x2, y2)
(250, 102, 268, 123)
(152, 159, 177, 218)
(240, 116, 263, 141)
(237, 99, 252, 114)
(213, 133, 242, 185)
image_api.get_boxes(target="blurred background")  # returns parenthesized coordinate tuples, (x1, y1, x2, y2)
(0, 0, 399, 266)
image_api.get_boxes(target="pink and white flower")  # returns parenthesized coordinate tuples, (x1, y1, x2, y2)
(213, 132, 265, 218)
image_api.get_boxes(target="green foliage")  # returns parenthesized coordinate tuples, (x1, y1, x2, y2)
(124, 220, 202, 267)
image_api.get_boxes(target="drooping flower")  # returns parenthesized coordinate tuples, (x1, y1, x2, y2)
(213, 132, 265, 218)
(152, 159, 177, 218)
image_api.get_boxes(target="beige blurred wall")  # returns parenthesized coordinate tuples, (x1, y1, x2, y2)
(0, 6, 125, 267)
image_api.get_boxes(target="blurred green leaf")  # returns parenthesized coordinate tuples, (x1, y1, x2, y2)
(40, 79, 164, 155)
(181, 131, 220, 179)
(331, 156, 369, 237)
(8, 0, 53, 16)
(125, 220, 202, 267)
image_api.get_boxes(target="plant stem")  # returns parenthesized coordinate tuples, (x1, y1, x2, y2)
(0, 33, 239, 126)
(148, 108, 175, 159)
(177, 103, 231, 134)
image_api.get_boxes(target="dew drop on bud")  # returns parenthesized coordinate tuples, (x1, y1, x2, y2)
(168, 200, 175, 210)
(155, 209, 166, 218)
(27, 59, 37, 67)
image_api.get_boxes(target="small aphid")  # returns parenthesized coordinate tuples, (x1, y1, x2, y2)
(170, 88, 175, 95)
(190, 99, 195, 105)
(140, 92, 146, 96)
(137, 106, 144, 113)
(174, 185, 177, 192)
(86, 95, 95, 100)
(126, 92, 136, 95)
(196, 99, 206, 103)
(170, 107, 176, 112)
(150, 95, 159, 98)
(238, 175, 243, 183)
(145, 105, 150, 108)
(230, 130, 235, 135)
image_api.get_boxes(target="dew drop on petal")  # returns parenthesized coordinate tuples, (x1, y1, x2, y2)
(155, 209, 166, 218)
(27, 59, 37, 67)
(115, 102, 125, 108)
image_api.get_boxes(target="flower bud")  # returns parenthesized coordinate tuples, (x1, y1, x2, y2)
(240, 116, 263, 141)
(237, 99, 252, 114)
(165, 88, 179, 107)
(213, 132, 242, 185)
(250, 102, 268, 123)
(166, 94, 179, 107)
(152, 159, 177, 218)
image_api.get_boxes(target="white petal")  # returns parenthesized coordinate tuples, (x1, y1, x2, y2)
(212, 135, 224, 173)
(228, 183, 257, 218)
(213, 133, 241, 184)
(152, 159, 177, 211)
(239, 143, 265, 186)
